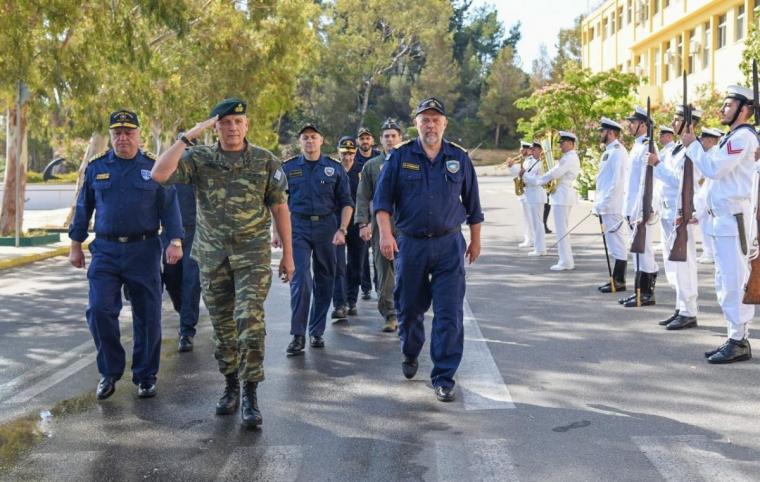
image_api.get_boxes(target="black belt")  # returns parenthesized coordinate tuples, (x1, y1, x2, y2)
(97, 231, 158, 243)
(294, 213, 332, 221)
(399, 226, 461, 239)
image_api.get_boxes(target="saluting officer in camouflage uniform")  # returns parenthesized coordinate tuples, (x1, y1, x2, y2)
(152, 98, 295, 428)
(355, 118, 403, 332)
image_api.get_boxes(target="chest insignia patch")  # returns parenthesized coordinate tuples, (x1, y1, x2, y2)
(402, 162, 420, 171)
(445, 160, 460, 173)
(141, 169, 152, 181)
(602, 153, 609, 162)
(288, 169, 303, 178)
(274, 169, 283, 181)
(324, 166, 335, 177)
(95, 173, 110, 180)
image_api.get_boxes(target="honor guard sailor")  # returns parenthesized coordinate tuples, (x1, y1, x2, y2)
(694, 128, 724, 264)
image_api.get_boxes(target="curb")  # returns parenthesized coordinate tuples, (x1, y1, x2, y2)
(0, 246, 71, 271)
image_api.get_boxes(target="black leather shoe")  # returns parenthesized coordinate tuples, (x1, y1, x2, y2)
(362, 291, 372, 300)
(286, 335, 305, 356)
(544, 227, 552, 234)
(598, 281, 626, 293)
(705, 340, 729, 358)
(96, 377, 116, 400)
(707, 339, 752, 364)
(618, 293, 636, 305)
(666, 315, 697, 330)
(309, 335, 325, 348)
(623, 293, 656, 307)
(178, 335, 194, 352)
(401, 357, 418, 379)
(348, 305, 358, 316)
(241, 381, 263, 428)
(659, 310, 680, 326)
(434, 385, 455, 402)
(331, 307, 347, 319)
(216, 373, 240, 415)
(137, 382, 156, 398)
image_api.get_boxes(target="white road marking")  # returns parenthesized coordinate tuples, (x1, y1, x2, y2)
(3, 352, 97, 404)
(632, 435, 759, 482)
(216, 445, 302, 482)
(458, 297, 516, 410)
(435, 438, 519, 482)
(19, 451, 104, 480)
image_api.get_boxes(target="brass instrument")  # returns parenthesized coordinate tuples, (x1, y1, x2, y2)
(541, 138, 559, 195)
(513, 156, 525, 196)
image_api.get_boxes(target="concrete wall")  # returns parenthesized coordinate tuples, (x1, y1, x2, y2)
(0, 184, 76, 210)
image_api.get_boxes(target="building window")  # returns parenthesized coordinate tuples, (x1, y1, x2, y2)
(687, 29, 696, 74)
(676, 35, 683, 75)
(717, 14, 727, 49)
(755, 0, 760, 26)
(664, 0, 670, 7)
(653, 0, 660, 14)
(617, 6, 624, 30)
(654, 47, 660, 84)
(703, 21, 711, 69)
(736, 5, 745, 40)
(627, 0, 633, 24)
(610, 13, 616, 34)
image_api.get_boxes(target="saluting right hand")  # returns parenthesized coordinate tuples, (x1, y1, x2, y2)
(184, 115, 219, 141)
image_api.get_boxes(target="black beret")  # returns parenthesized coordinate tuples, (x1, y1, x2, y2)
(380, 118, 402, 132)
(298, 123, 321, 136)
(109, 110, 139, 129)
(338, 136, 357, 152)
(415, 97, 446, 116)
(210, 98, 246, 119)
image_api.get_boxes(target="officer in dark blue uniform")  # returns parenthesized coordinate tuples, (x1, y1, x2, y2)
(355, 127, 380, 299)
(331, 136, 358, 320)
(69, 110, 183, 400)
(282, 123, 354, 355)
(161, 180, 201, 353)
(374, 97, 483, 402)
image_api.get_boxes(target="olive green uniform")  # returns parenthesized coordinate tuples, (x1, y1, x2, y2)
(167, 142, 287, 382)
(355, 152, 396, 321)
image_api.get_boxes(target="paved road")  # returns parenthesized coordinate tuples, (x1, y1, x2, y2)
(2, 175, 760, 481)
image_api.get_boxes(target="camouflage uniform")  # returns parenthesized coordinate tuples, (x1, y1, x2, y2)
(167, 142, 287, 382)
(355, 152, 396, 321)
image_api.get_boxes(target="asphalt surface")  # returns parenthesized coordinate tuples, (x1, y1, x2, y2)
(2, 174, 760, 481)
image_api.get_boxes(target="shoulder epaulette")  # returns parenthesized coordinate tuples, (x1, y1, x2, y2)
(328, 156, 341, 164)
(87, 149, 109, 164)
(395, 139, 414, 149)
(642, 138, 650, 144)
(283, 155, 299, 163)
(142, 150, 157, 161)
(448, 141, 468, 153)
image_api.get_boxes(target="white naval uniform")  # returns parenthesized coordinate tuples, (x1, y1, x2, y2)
(521, 156, 547, 253)
(511, 162, 534, 245)
(594, 139, 630, 261)
(687, 125, 758, 340)
(531, 150, 581, 268)
(654, 142, 699, 317)
(694, 148, 717, 260)
(624, 135, 660, 274)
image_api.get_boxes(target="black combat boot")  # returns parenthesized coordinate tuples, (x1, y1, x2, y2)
(215, 372, 240, 415)
(241, 381, 263, 428)
(599, 259, 627, 293)
(624, 272, 656, 307)
(619, 271, 641, 305)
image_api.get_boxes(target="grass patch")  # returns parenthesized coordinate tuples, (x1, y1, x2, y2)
(50, 392, 96, 418)
(0, 414, 44, 472)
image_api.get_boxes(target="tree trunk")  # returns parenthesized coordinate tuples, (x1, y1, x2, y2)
(64, 132, 107, 228)
(0, 104, 30, 236)
(494, 124, 501, 148)
(357, 79, 374, 130)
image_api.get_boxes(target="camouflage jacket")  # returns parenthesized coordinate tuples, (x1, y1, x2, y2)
(355, 152, 395, 242)
(167, 142, 287, 272)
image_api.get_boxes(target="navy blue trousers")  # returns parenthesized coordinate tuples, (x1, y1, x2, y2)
(395, 232, 466, 389)
(332, 243, 347, 309)
(162, 226, 201, 337)
(290, 217, 337, 336)
(346, 224, 368, 305)
(86, 237, 162, 385)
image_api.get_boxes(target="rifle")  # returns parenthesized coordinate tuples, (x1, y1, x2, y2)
(668, 72, 695, 262)
(743, 59, 760, 304)
(630, 97, 654, 254)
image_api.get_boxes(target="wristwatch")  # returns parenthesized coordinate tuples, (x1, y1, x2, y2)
(170, 238, 182, 247)
(179, 135, 194, 147)
(338, 227, 348, 235)
(358, 224, 368, 229)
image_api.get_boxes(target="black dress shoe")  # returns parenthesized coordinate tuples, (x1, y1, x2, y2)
(137, 382, 157, 398)
(309, 335, 325, 348)
(704, 340, 729, 358)
(286, 335, 305, 356)
(598, 281, 626, 293)
(216, 373, 240, 415)
(659, 310, 680, 326)
(241, 381, 263, 428)
(96, 377, 116, 400)
(707, 339, 752, 364)
(434, 385, 455, 402)
(544, 227, 552, 234)
(618, 293, 636, 305)
(331, 307, 347, 319)
(362, 291, 372, 300)
(401, 357, 418, 379)
(623, 294, 655, 308)
(666, 315, 697, 330)
(347, 305, 358, 316)
(178, 335, 194, 352)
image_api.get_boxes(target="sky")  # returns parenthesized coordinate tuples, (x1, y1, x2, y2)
(478, 0, 592, 69)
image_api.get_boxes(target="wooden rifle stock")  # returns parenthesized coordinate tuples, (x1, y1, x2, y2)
(631, 98, 654, 254)
(668, 155, 694, 262)
(742, 59, 760, 304)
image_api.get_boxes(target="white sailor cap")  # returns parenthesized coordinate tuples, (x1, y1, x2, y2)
(531, 140, 543, 149)
(700, 127, 724, 139)
(599, 117, 622, 131)
(675, 105, 703, 119)
(520, 140, 532, 149)
(726, 85, 754, 103)
(659, 125, 675, 135)
(558, 131, 577, 142)
(626, 106, 650, 123)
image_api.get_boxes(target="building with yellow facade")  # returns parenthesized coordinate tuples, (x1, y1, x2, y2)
(582, 0, 755, 105)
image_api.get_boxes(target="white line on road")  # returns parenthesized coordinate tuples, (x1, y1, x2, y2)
(3, 352, 97, 404)
(216, 445, 303, 482)
(458, 297, 516, 410)
(435, 439, 519, 482)
(632, 435, 759, 482)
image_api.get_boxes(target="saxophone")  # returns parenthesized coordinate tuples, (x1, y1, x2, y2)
(511, 156, 525, 196)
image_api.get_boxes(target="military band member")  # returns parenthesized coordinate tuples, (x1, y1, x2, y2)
(594, 118, 630, 292)
(682, 85, 758, 364)
(619, 106, 660, 307)
(525, 131, 580, 270)
(509, 141, 535, 248)
(519, 141, 547, 256)
(648, 107, 703, 330)
(695, 128, 723, 264)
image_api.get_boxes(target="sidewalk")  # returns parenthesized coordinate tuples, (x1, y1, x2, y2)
(0, 208, 76, 270)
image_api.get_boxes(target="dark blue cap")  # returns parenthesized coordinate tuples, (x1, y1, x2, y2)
(380, 118, 402, 132)
(415, 97, 445, 116)
(109, 110, 139, 129)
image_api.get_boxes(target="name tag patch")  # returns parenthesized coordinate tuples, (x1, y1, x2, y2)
(445, 160, 460, 173)
(288, 169, 303, 178)
(95, 173, 110, 180)
(402, 162, 420, 171)
(141, 169, 152, 181)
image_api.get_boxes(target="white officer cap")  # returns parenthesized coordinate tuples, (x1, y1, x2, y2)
(700, 127, 724, 139)
(726, 85, 754, 103)
(520, 140, 532, 149)
(599, 117, 622, 131)
(626, 106, 650, 122)
(558, 131, 577, 142)
(675, 105, 703, 120)
(659, 125, 675, 135)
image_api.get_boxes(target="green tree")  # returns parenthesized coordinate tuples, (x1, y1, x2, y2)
(478, 46, 530, 147)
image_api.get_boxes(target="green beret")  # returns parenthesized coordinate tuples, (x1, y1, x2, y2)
(210, 98, 247, 119)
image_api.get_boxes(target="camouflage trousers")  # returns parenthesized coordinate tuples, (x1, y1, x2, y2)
(200, 258, 271, 382)
(371, 237, 396, 320)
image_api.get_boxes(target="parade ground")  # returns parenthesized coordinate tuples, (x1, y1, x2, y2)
(1, 172, 760, 481)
